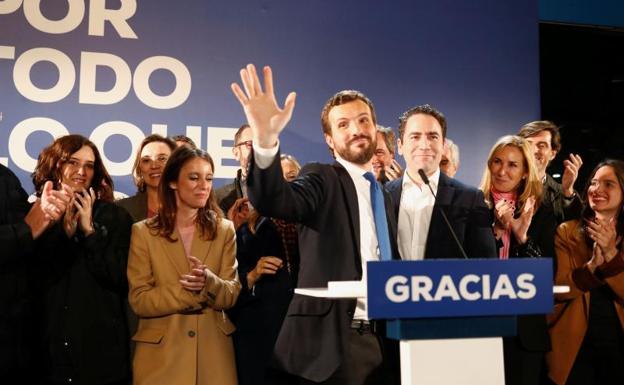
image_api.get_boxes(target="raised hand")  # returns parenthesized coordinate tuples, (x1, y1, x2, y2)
(231, 64, 296, 148)
(385, 159, 403, 181)
(561, 153, 583, 197)
(227, 197, 250, 230)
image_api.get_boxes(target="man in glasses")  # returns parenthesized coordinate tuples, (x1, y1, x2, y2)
(215, 123, 253, 214)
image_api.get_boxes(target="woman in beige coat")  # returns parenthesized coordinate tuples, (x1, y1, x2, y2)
(547, 159, 624, 385)
(128, 145, 241, 385)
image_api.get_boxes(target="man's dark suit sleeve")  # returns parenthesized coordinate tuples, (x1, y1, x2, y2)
(465, 189, 498, 259)
(0, 166, 34, 266)
(247, 150, 325, 224)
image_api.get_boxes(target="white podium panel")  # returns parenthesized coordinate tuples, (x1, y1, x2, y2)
(400, 337, 505, 385)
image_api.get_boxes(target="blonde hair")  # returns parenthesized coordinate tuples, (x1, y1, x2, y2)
(479, 135, 543, 211)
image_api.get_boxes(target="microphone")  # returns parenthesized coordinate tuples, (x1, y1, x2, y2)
(418, 169, 469, 259)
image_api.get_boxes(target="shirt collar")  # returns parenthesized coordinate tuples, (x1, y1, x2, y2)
(403, 168, 441, 191)
(335, 155, 373, 179)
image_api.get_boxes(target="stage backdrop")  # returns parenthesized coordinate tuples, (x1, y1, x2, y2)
(0, 0, 540, 194)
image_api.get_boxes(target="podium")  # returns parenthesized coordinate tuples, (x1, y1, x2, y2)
(295, 258, 566, 385)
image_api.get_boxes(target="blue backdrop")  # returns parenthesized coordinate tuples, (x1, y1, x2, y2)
(0, 0, 540, 195)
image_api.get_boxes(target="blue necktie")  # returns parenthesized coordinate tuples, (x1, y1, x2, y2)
(363, 172, 392, 261)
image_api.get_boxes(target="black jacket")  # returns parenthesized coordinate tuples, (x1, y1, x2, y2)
(38, 201, 133, 385)
(247, 151, 399, 382)
(385, 173, 497, 259)
(0, 165, 40, 383)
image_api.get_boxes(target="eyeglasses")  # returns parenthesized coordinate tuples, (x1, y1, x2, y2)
(235, 140, 253, 149)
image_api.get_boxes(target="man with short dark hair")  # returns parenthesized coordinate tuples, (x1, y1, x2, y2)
(215, 123, 253, 215)
(517, 120, 582, 224)
(386, 104, 496, 261)
(373, 125, 402, 184)
(231, 64, 399, 385)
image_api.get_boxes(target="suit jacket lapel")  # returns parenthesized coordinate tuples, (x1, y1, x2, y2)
(191, 230, 214, 266)
(425, 173, 455, 258)
(333, 163, 362, 272)
(157, 229, 191, 276)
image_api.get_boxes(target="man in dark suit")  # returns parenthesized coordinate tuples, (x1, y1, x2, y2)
(385, 104, 497, 260)
(231, 64, 399, 385)
(0, 165, 70, 384)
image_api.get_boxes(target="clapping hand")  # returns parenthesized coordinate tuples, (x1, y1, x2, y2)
(586, 217, 620, 262)
(494, 196, 536, 244)
(26, 181, 73, 239)
(180, 256, 208, 292)
(231, 64, 296, 149)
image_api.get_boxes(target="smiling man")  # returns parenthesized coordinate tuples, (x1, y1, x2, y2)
(386, 104, 496, 261)
(517, 120, 583, 224)
(231, 64, 400, 385)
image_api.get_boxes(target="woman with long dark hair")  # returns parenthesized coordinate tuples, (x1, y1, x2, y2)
(547, 159, 624, 385)
(479, 135, 557, 385)
(33, 134, 133, 385)
(127, 146, 240, 385)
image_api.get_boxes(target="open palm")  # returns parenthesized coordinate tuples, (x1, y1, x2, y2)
(231, 64, 296, 148)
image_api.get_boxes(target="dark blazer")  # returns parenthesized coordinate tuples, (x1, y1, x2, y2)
(116, 191, 147, 222)
(0, 165, 40, 384)
(500, 203, 557, 385)
(228, 217, 293, 385)
(385, 172, 497, 259)
(246, 151, 399, 383)
(543, 174, 582, 225)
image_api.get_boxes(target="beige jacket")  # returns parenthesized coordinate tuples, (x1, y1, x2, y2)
(547, 220, 624, 385)
(128, 219, 241, 385)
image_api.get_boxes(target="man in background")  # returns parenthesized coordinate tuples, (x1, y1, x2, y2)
(215, 123, 253, 214)
(372, 125, 402, 184)
(439, 137, 460, 177)
(517, 120, 582, 224)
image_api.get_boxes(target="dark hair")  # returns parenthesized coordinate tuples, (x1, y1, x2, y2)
(148, 146, 223, 241)
(234, 124, 251, 145)
(376, 125, 396, 154)
(170, 135, 197, 148)
(517, 121, 562, 153)
(32, 134, 114, 202)
(132, 134, 176, 192)
(580, 159, 624, 246)
(398, 104, 447, 141)
(320, 90, 377, 136)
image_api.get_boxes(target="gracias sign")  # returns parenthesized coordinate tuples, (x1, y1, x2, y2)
(366, 259, 553, 320)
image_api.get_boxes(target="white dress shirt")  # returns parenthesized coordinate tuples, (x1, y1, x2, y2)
(253, 143, 379, 319)
(334, 156, 379, 320)
(397, 169, 440, 260)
